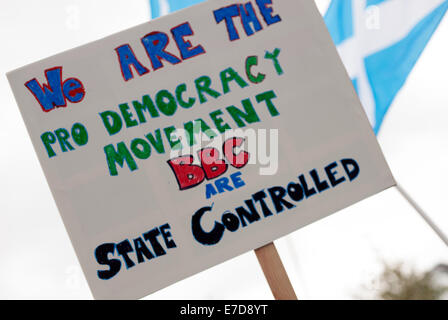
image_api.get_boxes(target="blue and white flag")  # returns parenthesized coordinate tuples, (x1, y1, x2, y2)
(150, 0, 448, 133)
(325, 0, 448, 133)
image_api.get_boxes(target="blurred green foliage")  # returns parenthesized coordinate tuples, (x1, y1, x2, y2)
(372, 262, 448, 300)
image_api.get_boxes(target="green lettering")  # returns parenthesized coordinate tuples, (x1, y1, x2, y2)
(145, 129, 165, 154)
(100, 110, 123, 135)
(55, 128, 74, 152)
(155, 90, 177, 116)
(41, 131, 57, 158)
(195, 76, 221, 104)
(130, 138, 151, 159)
(256, 90, 280, 117)
(245, 56, 265, 84)
(184, 119, 217, 146)
(71, 123, 88, 146)
(226, 99, 260, 128)
(265, 48, 283, 75)
(164, 126, 182, 150)
(210, 110, 231, 133)
(220, 67, 248, 94)
(132, 95, 159, 123)
(175, 83, 196, 109)
(119, 103, 139, 128)
(104, 142, 138, 176)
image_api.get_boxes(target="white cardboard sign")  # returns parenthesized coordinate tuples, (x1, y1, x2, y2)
(7, 0, 395, 299)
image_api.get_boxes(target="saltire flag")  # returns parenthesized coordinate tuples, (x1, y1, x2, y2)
(149, 0, 448, 134)
(325, 0, 448, 133)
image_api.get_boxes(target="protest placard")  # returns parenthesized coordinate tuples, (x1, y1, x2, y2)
(7, 0, 395, 299)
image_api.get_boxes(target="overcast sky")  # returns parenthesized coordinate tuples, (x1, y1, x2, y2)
(1, 0, 447, 299)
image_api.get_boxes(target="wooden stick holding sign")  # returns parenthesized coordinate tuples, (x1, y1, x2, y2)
(255, 242, 297, 300)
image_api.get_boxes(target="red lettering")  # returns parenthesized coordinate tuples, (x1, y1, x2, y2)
(198, 148, 228, 179)
(168, 137, 250, 191)
(223, 137, 249, 168)
(167, 156, 205, 190)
